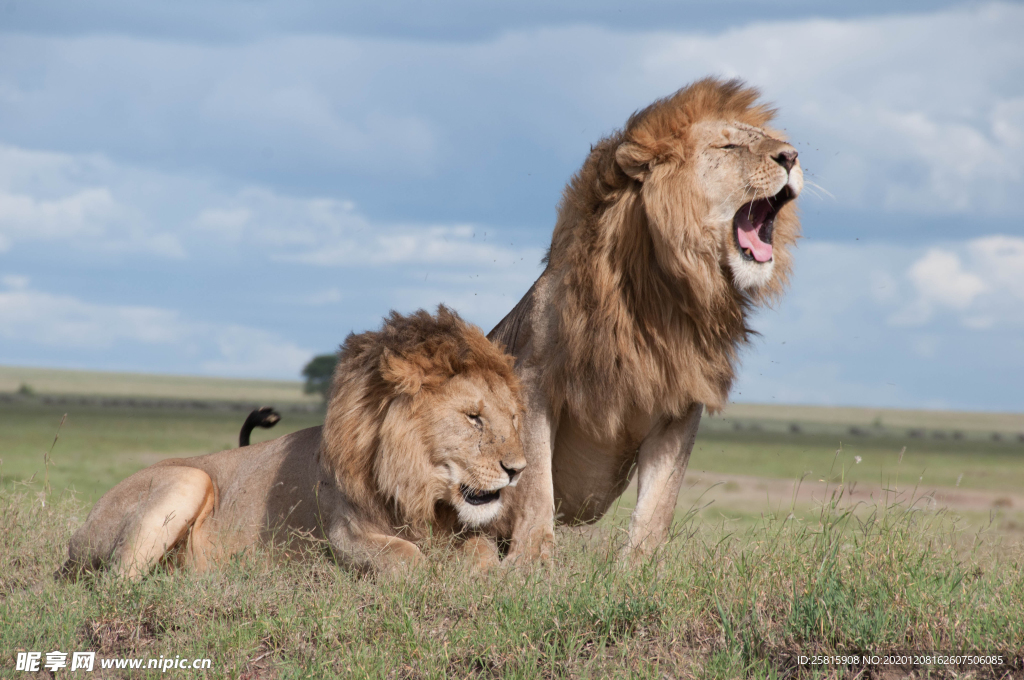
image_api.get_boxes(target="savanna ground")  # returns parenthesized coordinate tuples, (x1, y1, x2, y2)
(2, 365, 1024, 678)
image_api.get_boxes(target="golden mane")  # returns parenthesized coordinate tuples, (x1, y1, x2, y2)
(321, 306, 521, 528)
(498, 78, 800, 440)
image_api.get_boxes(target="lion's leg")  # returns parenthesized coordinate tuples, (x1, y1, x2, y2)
(324, 519, 423, 572)
(181, 475, 218, 571)
(626, 403, 702, 558)
(504, 380, 557, 564)
(66, 465, 216, 579)
(112, 467, 216, 578)
(550, 419, 636, 525)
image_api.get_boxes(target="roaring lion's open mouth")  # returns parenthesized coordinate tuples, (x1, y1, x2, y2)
(733, 185, 795, 264)
(460, 485, 501, 506)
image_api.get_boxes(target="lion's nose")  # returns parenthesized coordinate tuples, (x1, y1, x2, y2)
(500, 461, 524, 483)
(773, 149, 798, 173)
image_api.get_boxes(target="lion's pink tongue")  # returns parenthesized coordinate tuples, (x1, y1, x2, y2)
(737, 225, 773, 262)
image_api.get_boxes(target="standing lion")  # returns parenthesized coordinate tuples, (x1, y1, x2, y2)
(65, 307, 526, 577)
(490, 78, 802, 561)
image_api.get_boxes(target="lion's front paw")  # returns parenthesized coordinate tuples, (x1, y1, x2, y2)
(618, 530, 675, 568)
(369, 536, 424, 573)
(459, 536, 501, 575)
(503, 525, 554, 566)
(393, 542, 425, 566)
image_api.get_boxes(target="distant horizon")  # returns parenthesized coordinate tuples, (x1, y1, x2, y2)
(3, 363, 1021, 418)
(2, 362, 312, 385)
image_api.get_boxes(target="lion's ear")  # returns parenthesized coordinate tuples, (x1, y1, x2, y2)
(615, 141, 653, 181)
(380, 350, 424, 395)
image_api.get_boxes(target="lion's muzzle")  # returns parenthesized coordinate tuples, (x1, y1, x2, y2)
(734, 151, 801, 264)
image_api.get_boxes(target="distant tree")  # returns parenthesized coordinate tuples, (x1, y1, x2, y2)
(302, 354, 338, 400)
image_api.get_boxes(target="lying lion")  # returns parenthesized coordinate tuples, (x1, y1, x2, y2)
(490, 78, 803, 561)
(64, 307, 527, 577)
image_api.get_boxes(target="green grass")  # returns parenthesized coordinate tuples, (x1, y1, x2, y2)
(2, 486, 1022, 678)
(1, 399, 324, 503)
(716, 403, 1024, 436)
(4, 389, 1024, 531)
(689, 429, 1024, 493)
(3, 369, 1024, 676)
(5, 396, 1023, 505)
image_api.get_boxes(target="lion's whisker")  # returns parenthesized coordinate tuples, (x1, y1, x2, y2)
(713, 183, 753, 216)
(744, 185, 760, 220)
(800, 185, 825, 200)
(803, 179, 834, 200)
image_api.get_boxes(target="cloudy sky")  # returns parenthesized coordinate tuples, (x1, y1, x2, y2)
(1, 0, 1022, 411)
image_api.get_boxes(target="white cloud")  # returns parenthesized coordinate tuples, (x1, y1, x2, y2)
(190, 187, 545, 268)
(1, 274, 29, 290)
(736, 237, 1024, 410)
(993, 97, 1024, 148)
(892, 235, 1024, 328)
(0, 188, 116, 240)
(0, 286, 187, 348)
(0, 138, 545, 343)
(201, 325, 313, 377)
(0, 141, 542, 272)
(0, 281, 312, 378)
(194, 206, 252, 240)
(908, 250, 987, 310)
(285, 224, 543, 268)
(188, 186, 366, 250)
(969, 235, 1024, 300)
(0, 145, 185, 257)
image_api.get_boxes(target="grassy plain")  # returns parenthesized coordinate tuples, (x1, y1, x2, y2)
(4, 370, 1023, 502)
(2, 367, 1024, 677)
(3, 487, 1022, 678)
(0, 365, 320, 405)
(0, 399, 325, 503)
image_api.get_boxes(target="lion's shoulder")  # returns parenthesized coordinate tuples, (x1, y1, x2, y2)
(488, 281, 537, 356)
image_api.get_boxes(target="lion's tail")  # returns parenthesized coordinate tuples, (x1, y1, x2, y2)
(239, 406, 281, 447)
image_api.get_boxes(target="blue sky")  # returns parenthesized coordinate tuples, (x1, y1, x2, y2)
(1, 1, 1022, 411)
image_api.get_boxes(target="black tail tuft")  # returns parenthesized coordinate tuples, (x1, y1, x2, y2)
(239, 406, 281, 447)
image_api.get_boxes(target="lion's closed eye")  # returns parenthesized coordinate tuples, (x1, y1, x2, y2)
(467, 413, 483, 428)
